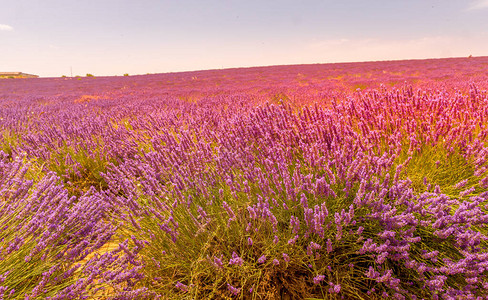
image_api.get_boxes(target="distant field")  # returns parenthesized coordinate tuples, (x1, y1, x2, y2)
(1, 56, 488, 299)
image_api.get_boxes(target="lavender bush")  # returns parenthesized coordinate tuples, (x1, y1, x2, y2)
(0, 153, 153, 299)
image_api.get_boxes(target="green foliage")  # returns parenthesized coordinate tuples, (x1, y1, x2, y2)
(270, 92, 290, 105)
(396, 142, 481, 197)
(0, 130, 22, 159)
(352, 83, 368, 91)
(45, 145, 113, 196)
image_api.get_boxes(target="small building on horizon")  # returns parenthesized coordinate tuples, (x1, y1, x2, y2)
(0, 72, 39, 78)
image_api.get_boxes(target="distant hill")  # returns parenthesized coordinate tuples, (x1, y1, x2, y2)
(0, 72, 39, 78)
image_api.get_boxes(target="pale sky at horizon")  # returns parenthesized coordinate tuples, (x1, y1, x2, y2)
(1, 0, 488, 77)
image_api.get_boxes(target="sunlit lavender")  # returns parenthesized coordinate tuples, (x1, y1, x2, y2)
(1, 57, 488, 299)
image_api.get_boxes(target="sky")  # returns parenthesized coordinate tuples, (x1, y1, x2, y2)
(1, 0, 488, 77)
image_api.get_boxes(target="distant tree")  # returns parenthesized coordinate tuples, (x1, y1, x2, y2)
(124, 73, 129, 76)
(86, 73, 94, 77)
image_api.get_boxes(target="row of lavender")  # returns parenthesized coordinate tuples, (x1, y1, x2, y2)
(1, 58, 488, 298)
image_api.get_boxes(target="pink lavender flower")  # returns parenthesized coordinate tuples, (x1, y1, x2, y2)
(328, 282, 341, 294)
(229, 252, 243, 266)
(287, 235, 298, 245)
(227, 283, 241, 296)
(326, 238, 333, 253)
(222, 201, 236, 223)
(313, 275, 325, 284)
(212, 255, 224, 269)
(282, 253, 290, 263)
(175, 282, 188, 292)
(454, 179, 468, 189)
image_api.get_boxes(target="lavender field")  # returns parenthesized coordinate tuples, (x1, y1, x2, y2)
(2, 57, 488, 299)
